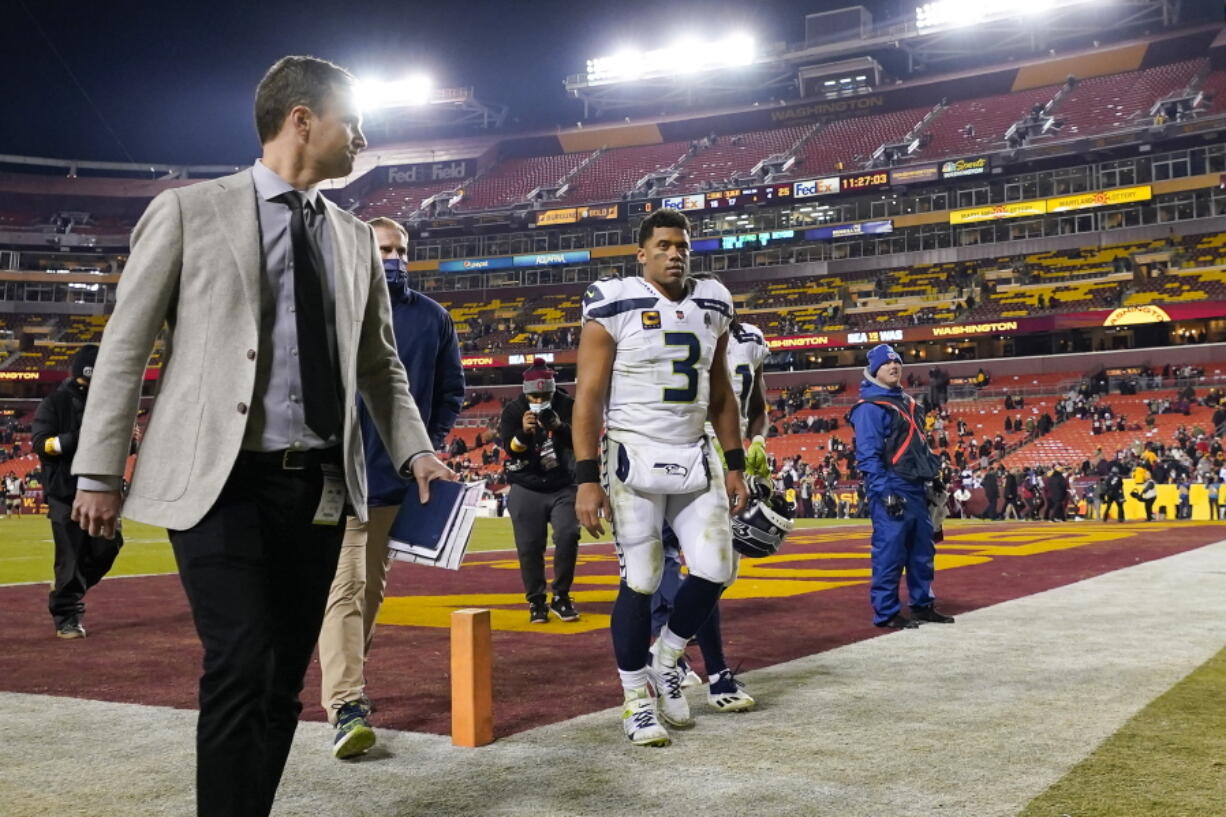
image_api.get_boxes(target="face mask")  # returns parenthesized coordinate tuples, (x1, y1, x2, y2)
(383, 258, 407, 295)
(528, 401, 551, 413)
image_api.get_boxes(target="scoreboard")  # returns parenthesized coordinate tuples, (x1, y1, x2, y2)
(651, 165, 919, 216)
(661, 182, 794, 214)
(838, 170, 890, 192)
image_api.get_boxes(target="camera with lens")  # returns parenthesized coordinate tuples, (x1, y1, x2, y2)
(537, 406, 561, 431)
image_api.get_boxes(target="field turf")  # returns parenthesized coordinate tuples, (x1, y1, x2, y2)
(0, 513, 865, 585)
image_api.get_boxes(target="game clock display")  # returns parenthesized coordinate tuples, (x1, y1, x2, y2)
(839, 170, 890, 192)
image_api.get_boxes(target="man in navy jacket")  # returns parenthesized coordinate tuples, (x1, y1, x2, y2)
(848, 344, 954, 629)
(318, 217, 464, 758)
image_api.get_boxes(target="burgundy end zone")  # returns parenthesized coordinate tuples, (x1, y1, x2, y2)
(0, 523, 1221, 738)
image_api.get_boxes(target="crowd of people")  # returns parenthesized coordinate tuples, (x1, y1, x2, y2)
(0, 415, 31, 464)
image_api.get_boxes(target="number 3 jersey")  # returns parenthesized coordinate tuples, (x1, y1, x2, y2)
(582, 275, 734, 446)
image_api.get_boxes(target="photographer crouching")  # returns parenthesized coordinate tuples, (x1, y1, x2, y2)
(499, 358, 581, 624)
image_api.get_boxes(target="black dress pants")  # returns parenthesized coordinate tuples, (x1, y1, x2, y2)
(169, 455, 344, 817)
(507, 483, 579, 603)
(1102, 497, 1125, 521)
(47, 495, 123, 627)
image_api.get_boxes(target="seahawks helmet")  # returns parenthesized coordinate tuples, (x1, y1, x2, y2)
(730, 476, 795, 559)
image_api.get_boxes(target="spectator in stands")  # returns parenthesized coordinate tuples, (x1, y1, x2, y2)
(32, 345, 124, 639)
(500, 358, 580, 624)
(69, 56, 455, 817)
(317, 215, 464, 759)
(848, 344, 952, 629)
(1038, 412, 1054, 435)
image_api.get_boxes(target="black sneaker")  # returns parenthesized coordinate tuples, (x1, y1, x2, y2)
(875, 614, 918, 629)
(55, 616, 86, 639)
(912, 606, 955, 624)
(549, 595, 580, 622)
(529, 601, 549, 624)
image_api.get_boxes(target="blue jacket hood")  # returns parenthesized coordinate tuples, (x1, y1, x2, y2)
(858, 373, 904, 401)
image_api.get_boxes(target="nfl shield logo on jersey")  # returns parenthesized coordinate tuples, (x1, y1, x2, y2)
(675, 310, 685, 320)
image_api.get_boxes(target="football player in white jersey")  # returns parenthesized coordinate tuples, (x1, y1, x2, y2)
(573, 208, 750, 747)
(652, 315, 769, 712)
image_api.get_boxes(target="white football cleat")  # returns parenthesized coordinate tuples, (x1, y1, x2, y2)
(622, 687, 670, 747)
(649, 649, 695, 728)
(707, 669, 755, 712)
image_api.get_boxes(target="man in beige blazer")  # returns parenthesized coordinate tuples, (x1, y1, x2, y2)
(71, 55, 453, 817)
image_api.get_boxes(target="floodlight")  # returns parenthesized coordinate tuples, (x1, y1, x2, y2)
(355, 74, 433, 111)
(672, 37, 706, 75)
(916, 0, 1099, 30)
(721, 32, 756, 67)
(583, 32, 756, 85)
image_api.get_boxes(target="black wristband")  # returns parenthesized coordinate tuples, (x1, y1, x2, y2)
(724, 448, 746, 472)
(575, 459, 601, 484)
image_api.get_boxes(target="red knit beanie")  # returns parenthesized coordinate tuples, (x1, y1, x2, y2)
(523, 358, 556, 395)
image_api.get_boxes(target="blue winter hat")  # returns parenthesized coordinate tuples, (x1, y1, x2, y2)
(866, 343, 902, 376)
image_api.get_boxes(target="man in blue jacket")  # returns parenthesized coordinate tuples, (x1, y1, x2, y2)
(848, 344, 954, 629)
(318, 217, 464, 758)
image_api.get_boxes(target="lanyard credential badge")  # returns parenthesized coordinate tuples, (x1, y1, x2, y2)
(313, 464, 347, 525)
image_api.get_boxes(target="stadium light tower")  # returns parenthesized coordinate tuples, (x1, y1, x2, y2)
(355, 75, 433, 111)
(581, 32, 758, 87)
(915, 0, 1095, 30)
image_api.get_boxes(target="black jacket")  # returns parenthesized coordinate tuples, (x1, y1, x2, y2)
(498, 390, 575, 492)
(32, 379, 88, 500)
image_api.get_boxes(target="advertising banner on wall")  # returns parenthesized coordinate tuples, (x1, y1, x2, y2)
(888, 164, 940, 185)
(940, 156, 989, 179)
(512, 250, 591, 268)
(439, 251, 592, 272)
(949, 200, 1047, 224)
(803, 220, 893, 240)
(793, 177, 841, 198)
(385, 160, 472, 185)
(1046, 185, 1152, 213)
(439, 257, 515, 273)
(535, 204, 620, 226)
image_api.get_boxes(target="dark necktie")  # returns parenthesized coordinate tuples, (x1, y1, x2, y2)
(278, 191, 342, 441)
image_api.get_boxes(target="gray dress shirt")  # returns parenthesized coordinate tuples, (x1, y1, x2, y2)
(246, 160, 339, 453)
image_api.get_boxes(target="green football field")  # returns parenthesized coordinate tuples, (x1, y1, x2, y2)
(0, 513, 862, 585)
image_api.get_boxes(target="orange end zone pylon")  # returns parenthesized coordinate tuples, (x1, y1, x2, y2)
(450, 608, 494, 747)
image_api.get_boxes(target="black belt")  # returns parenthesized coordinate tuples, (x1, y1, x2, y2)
(237, 446, 342, 471)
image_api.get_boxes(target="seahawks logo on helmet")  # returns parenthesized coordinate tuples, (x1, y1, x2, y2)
(731, 476, 795, 559)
